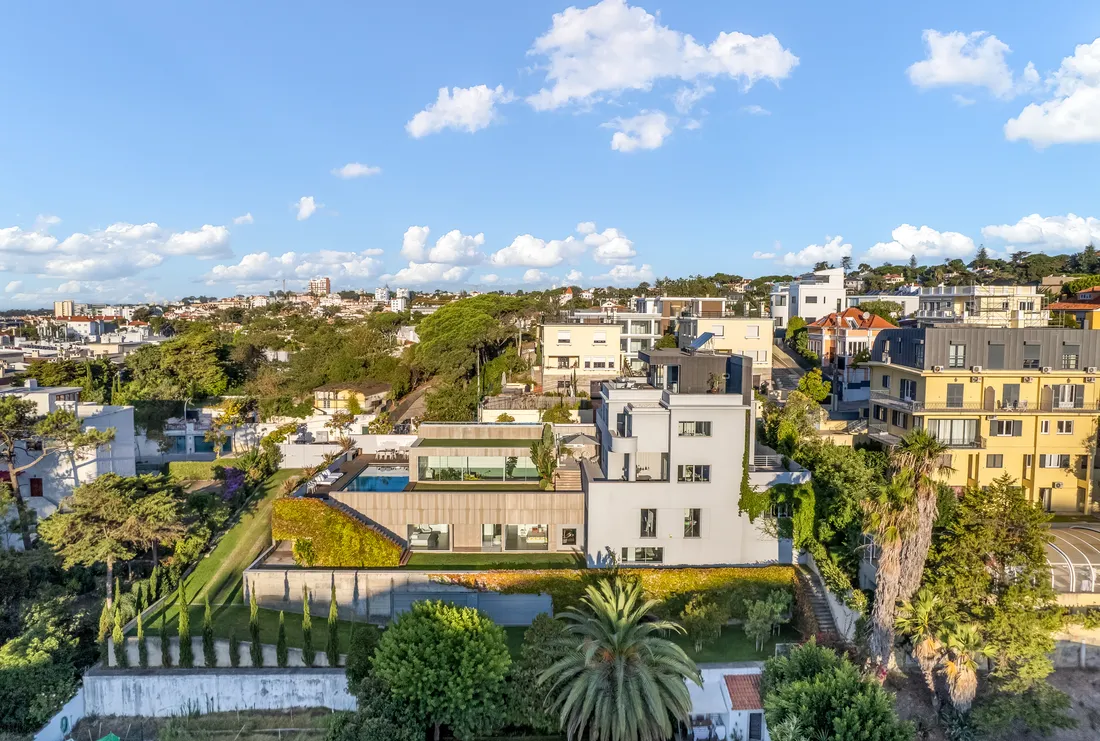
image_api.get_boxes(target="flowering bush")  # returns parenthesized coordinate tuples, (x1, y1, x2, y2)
(221, 467, 246, 502)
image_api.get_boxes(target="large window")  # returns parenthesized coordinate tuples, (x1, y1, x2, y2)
(593, 331, 607, 345)
(749, 713, 763, 741)
(634, 547, 663, 563)
(1040, 454, 1071, 469)
(1023, 343, 1041, 370)
(678, 421, 712, 437)
(946, 383, 964, 408)
(640, 509, 657, 538)
(418, 455, 539, 482)
(407, 524, 450, 551)
(1002, 383, 1021, 409)
(805, 295, 818, 304)
(677, 465, 711, 482)
(505, 524, 549, 551)
(926, 418, 978, 447)
(900, 378, 917, 401)
(1053, 384, 1084, 409)
(891, 410, 909, 429)
(948, 343, 966, 368)
(684, 508, 701, 538)
(992, 419, 1022, 437)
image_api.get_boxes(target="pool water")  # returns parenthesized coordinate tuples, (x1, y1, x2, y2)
(344, 468, 410, 492)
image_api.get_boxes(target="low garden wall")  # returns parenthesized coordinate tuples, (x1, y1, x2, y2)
(84, 665, 355, 717)
(106, 636, 347, 669)
(800, 552, 861, 642)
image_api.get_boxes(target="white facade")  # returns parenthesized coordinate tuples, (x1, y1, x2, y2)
(395, 287, 410, 299)
(389, 296, 408, 312)
(374, 286, 391, 302)
(687, 667, 770, 741)
(308, 277, 331, 296)
(584, 380, 808, 567)
(770, 267, 847, 327)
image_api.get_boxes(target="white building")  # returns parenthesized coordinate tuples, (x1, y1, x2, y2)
(308, 277, 331, 296)
(846, 286, 921, 318)
(250, 295, 271, 308)
(64, 316, 120, 340)
(0, 381, 136, 549)
(582, 348, 809, 567)
(374, 286, 391, 303)
(389, 296, 408, 312)
(687, 667, 770, 741)
(395, 287, 410, 300)
(769, 267, 847, 328)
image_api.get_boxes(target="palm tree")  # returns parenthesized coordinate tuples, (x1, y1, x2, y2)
(940, 622, 994, 713)
(863, 473, 918, 670)
(892, 429, 952, 599)
(539, 578, 701, 741)
(895, 587, 945, 706)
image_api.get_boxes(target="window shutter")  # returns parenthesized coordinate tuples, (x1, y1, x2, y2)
(1013, 420, 1023, 437)
(1075, 385, 1085, 408)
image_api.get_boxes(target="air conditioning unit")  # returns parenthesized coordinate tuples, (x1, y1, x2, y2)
(1053, 481, 1063, 489)
(1088, 367, 1098, 374)
(1087, 377, 1096, 384)
(971, 365, 983, 373)
(1022, 376, 1034, 383)
(881, 354, 891, 364)
(1041, 366, 1053, 374)
(970, 376, 981, 383)
(932, 365, 944, 372)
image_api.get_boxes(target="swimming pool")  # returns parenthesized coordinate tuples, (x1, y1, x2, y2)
(343, 466, 410, 492)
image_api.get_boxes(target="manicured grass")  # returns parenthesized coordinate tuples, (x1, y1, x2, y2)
(139, 469, 301, 631)
(1050, 514, 1099, 523)
(670, 624, 797, 663)
(406, 552, 579, 569)
(159, 603, 360, 654)
(76, 709, 333, 741)
(408, 481, 543, 491)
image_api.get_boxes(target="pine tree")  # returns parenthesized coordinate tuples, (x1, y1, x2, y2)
(137, 611, 148, 668)
(202, 594, 216, 668)
(249, 584, 262, 667)
(177, 584, 193, 668)
(326, 584, 339, 667)
(229, 631, 241, 668)
(112, 609, 128, 668)
(160, 613, 172, 668)
(276, 611, 288, 668)
(301, 585, 315, 667)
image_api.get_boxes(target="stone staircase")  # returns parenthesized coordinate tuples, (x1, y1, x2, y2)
(324, 497, 411, 564)
(554, 464, 582, 491)
(797, 565, 840, 644)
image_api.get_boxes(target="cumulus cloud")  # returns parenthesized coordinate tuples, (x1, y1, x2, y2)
(523, 268, 552, 284)
(478, 274, 500, 284)
(592, 263, 655, 285)
(576, 221, 597, 235)
(204, 249, 383, 284)
(982, 213, 1100, 253)
(4, 281, 22, 293)
(605, 111, 672, 152)
(752, 251, 777, 260)
(1005, 38, 1100, 147)
(770, 236, 852, 268)
(233, 213, 254, 225)
(584, 227, 636, 264)
(565, 269, 584, 282)
(907, 30, 1029, 99)
(34, 214, 61, 229)
(867, 224, 975, 263)
(0, 226, 58, 254)
(296, 196, 319, 221)
(400, 226, 485, 264)
(741, 104, 770, 115)
(406, 85, 514, 138)
(57, 281, 82, 294)
(526, 0, 798, 111)
(384, 262, 470, 285)
(332, 162, 382, 179)
(401, 226, 431, 261)
(491, 234, 585, 268)
(673, 83, 715, 114)
(162, 225, 231, 258)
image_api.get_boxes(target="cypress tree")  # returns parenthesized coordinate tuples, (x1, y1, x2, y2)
(137, 611, 148, 668)
(160, 613, 172, 668)
(276, 611, 288, 668)
(112, 609, 128, 668)
(301, 585, 314, 667)
(249, 584, 262, 667)
(97, 599, 112, 644)
(326, 584, 339, 667)
(177, 584, 193, 668)
(229, 631, 241, 667)
(150, 565, 160, 601)
(202, 594, 216, 668)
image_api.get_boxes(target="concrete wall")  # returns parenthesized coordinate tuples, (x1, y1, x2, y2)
(242, 568, 551, 626)
(106, 637, 346, 668)
(802, 551, 861, 642)
(83, 666, 355, 717)
(34, 687, 84, 741)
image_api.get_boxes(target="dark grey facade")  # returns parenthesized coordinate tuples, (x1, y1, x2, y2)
(870, 327, 1100, 372)
(639, 348, 754, 394)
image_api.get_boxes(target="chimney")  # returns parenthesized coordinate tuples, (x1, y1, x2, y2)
(26, 379, 38, 389)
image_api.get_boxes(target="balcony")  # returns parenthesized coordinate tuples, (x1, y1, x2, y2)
(870, 390, 1100, 414)
(868, 421, 985, 448)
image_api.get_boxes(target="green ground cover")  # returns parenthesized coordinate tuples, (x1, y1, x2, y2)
(669, 624, 797, 663)
(406, 552, 578, 569)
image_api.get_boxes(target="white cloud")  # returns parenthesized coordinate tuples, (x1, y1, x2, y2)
(673, 83, 714, 114)
(982, 213, 1100, 253)
(492, 233, 585, 268)
(523, 268, 551, 284)
(584, 227, 636, 264)
(867, 224, 975, 263)
(0, 226, 57, 254)
(401, 226, 432, 260)
(565, 269, 584, 282)
(576, 221, 597, 235)
(683, 119, 702, 130)
(233, 212, 254, 225)
(478, 274, 500, 284)
(406, 85, 514, 138)
(57, 281, 82, 294)
(592, 263, 654, 285)
(1005, 38, 1100, 147)
(952, 94, 976, 106)
(526, 0, 798, 111)
(401, 226, 486, 264)
(162, 225, 231, 258)
(741, 104, 771, 115)
(907, 30, 1029, 99)
(332, 162, 382, 179)
(296, 196, 319, 221)
(606, 111, 672, 152)
(752, 251, 776, 260)
(4, 281, 22, 293)
(384, 262, 470, 285)
(774, 236, 853, 268)
(204, 248, 383, 284)
(34, 214, 61, 229)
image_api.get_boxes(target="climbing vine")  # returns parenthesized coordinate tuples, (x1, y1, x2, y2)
(739, 410, 770, 521)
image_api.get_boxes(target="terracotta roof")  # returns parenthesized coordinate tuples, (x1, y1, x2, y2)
(1076, 286, 1100, 294)
(1049, 302, 1100, 311)
(808, 307, 895, 330)
(723, 674, 763, 710)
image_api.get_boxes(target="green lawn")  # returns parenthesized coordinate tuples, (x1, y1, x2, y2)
(158, 603, 361, 654)
(670, 625, 797, 663)
(139, 469, 301, 631)
(406, 552, 579, 569)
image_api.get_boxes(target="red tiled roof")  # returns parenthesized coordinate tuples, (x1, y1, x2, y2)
(808, 307, 895, 330)
(724, 674, 762, 710)
(1049, 302, 1100, 311)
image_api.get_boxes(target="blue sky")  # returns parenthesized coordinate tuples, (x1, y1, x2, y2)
(3, 0, 1100, 306)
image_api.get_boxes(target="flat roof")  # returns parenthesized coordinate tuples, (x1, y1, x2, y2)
(415, 438, 536, 448)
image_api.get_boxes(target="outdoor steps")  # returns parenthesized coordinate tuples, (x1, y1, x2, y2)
(323, 496, 411, 561)
(797, 565, 841, 643)
(554, 466, 582, 491)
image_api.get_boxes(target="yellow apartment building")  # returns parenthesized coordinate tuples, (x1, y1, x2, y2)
(539, 322, 624, 393)
(866, 327, 1100, 512)
(313, 381, 392, 413)
(676, 316, 775, 386)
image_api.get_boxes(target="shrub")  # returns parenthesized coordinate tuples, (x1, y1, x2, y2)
(346, 623, 382, 688)
(166, 460, 222, 481)
(292, 538, 318, 567)
(495, 413, 516, 423)
(272, 498, 403, 568)
(276, 611, 288, 668)
(0, 663, 78, 734)
(112, 610, 128, 668)
(229, 631, 241, 667)
(681, 596, 727, 652)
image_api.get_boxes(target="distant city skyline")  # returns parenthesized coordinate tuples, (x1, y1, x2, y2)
(3, 1, 1100, 307)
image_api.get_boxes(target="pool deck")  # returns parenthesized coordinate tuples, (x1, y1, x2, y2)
(315, 453, 409, 495)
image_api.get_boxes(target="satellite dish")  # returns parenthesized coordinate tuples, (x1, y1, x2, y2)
(862, 312, 871, 320)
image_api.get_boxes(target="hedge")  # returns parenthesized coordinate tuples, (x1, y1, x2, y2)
(433, 565, 796, 617)
(272, 498, 403, 568)
(166, 460, 223, 481)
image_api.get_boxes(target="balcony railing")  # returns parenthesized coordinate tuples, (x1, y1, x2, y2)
(870, 390, 1100, 414)
(868, 421, 985, 448)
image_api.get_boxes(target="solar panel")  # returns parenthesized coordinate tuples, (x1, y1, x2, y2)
(689, 332, 714, 351)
